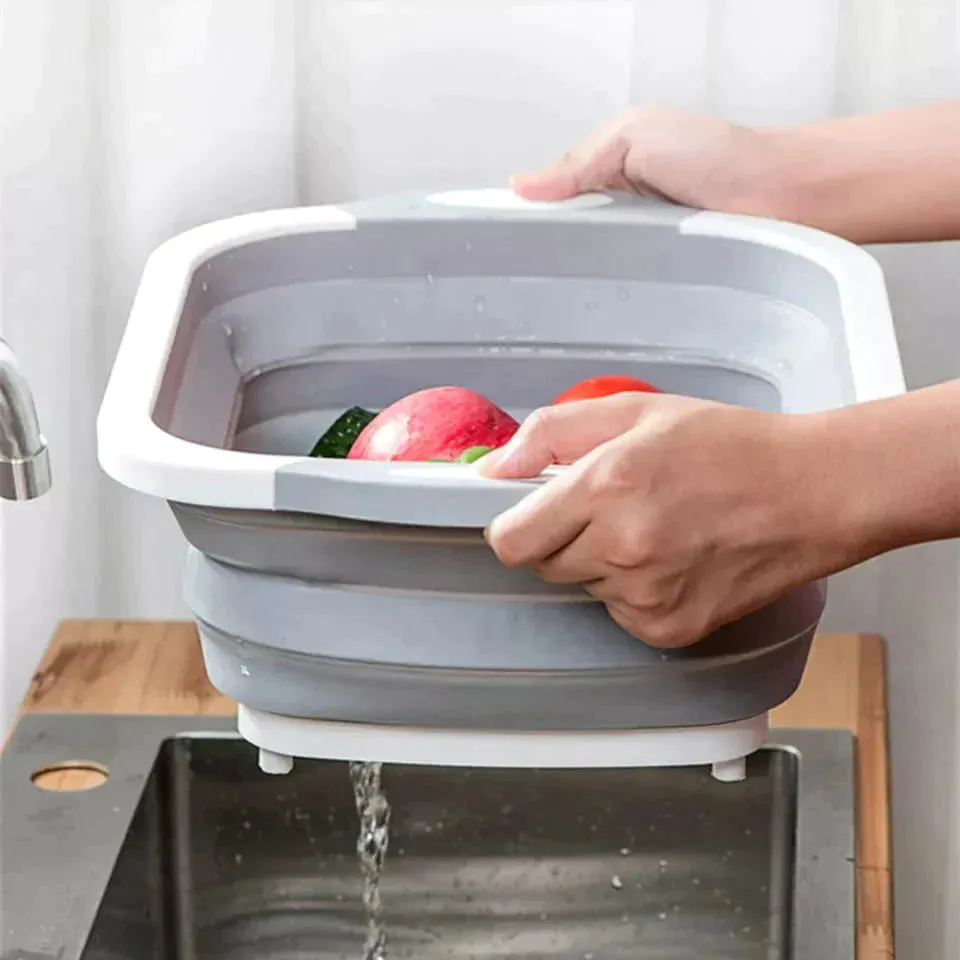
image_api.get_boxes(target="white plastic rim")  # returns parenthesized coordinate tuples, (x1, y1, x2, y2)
(97, 205, 360, 510)
(237, 705, 769, 770)
(426, 188, 614, 211)
(680, 211, 905, 405)
(97, 196, 904, 513)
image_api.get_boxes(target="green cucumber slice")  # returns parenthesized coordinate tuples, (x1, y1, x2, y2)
(309, 407, 377, 459)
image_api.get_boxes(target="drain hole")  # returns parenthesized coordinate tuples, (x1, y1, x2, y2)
(31, 760, 109, 792)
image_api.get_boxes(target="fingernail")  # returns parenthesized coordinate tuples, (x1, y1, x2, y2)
(474, 450, 502, 476)
(509, 174, 536, 199)
(483, 434, 527, 475)
(510, 171, 563, 201)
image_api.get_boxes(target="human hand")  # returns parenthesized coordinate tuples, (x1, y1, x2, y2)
(512, 105, 780, 216)
(514, 101, 960, 243)
(477, 393, 858, 648)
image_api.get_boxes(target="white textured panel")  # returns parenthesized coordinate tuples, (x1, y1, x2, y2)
(709, 0, 841, 124)
(300, 0, 634, 199)
(837, 0, 960, 112)
(0, 0, 100, 731)
(628, 0, 714, 108)
(97, 0, 299, 619)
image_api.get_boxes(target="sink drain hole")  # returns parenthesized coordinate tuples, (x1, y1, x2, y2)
(31, 760, 109, 792)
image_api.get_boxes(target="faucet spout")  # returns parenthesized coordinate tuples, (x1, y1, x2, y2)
(0, 338, 51, 500)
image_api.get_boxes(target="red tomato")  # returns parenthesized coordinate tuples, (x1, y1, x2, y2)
(551, 374, 662, 405)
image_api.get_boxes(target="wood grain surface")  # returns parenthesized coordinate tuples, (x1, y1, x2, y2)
(13, 620, 894, 957)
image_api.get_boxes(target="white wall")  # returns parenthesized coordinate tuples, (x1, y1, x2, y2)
(874, 243, 960, 954)
(818, 238, 960, 955)
(1, 2, 958, 957)
(0, 0, 103, 727)
(816, 240, 960, 957)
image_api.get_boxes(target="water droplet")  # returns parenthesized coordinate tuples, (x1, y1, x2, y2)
(611, 875, 623, 890)
(617, 288, 630, 301)
(621, 914, 629, 924)
(239, 664, 250, 677)
(392, 297, 401, 306)
(619, 847, 631, 856)
(201, 281, 209, 292)
(425, 273, 434, 285)
(741, 926, 752, 934)
(475, 296, 486, 313)
(658, 912, 667, 921)
(464, 241, 473, 252)
(692, 877, 700, 886)
(658, 859, 668, 869)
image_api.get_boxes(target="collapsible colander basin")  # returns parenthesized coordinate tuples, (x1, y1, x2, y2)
(97, 190, 904, 732)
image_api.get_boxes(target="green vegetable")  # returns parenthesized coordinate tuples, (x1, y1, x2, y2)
(424, 446, 494, 465)
(456, 445, 494, 463)
(309, 407, 377, 458)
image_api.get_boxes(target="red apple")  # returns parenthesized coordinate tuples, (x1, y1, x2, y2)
(347, 386, 519, 462)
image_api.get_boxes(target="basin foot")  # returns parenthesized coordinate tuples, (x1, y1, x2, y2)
(237, 704, 769, 772)
(259, 748, 294, 775)
(710, 756, 746, 782)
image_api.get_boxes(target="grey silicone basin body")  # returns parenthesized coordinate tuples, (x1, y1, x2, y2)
(140, 191, 859, 731)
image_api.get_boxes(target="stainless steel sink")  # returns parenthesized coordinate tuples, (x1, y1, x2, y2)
(1, 715, 855, 960)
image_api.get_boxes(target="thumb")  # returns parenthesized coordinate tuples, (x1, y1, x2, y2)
(511, 135, 630, 202)
(477, 394, 645, 479)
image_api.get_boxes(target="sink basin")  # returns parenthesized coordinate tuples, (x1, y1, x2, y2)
(1, 715, 854, 959)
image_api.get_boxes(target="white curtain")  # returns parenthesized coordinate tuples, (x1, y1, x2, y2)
(1, 1, 958, 956)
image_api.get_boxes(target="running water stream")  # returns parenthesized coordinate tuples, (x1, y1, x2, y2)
(349, 761, 392, 960)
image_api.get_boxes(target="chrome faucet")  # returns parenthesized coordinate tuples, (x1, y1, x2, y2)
(0, 337, 51, 500)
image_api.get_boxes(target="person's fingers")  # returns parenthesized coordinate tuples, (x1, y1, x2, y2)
(593, 587, 705, 649)
(532, 523, 612, 584)
(477, 393, 646, 479)
(512, 134, 631, 201)
(603, 599, 648, 641)
(485, 484, 589, 569)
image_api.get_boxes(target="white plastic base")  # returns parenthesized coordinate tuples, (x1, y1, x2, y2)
(237, 706, 768, 780)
